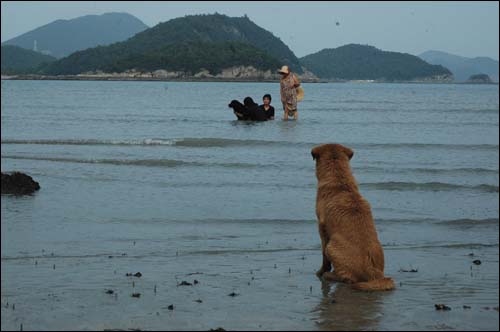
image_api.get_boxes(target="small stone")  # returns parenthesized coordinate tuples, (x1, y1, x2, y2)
(463, 305, 471, 309)
(178, 281, 193, 286)
(435, 304, 451, 311)
(195, 299, 203, 303)
(473, 260, 482, 265)
(193, 279, 199, 285)
(131, 293, 141, 298)
(167, 304, 174, 310)
(105, 289, 114, 294)
(228, 292, 239, 297)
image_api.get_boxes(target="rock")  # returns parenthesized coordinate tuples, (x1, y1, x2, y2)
(1, 172, 40, 195)
(167, 304, 174, 310)
(125, 272, 142, 277)
(399, 268, 418, 273)
(473, 260, 482, 265)
(131, 293, 141, 298)
(178, 281, 192, 286)
(463, 305, 471, 309)
(209, 328, 226, 331)
(435, 304, 451, 311)
(228, 292, 239, 297)
(105, 289, 114, 294)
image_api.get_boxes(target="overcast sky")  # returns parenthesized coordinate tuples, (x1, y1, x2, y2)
(1, 1, 499, 59)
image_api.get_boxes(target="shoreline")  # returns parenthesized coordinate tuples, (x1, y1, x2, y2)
(2, 75, 497, 84)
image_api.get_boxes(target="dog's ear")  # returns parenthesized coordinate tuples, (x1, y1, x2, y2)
(311, 147, 320, 161)
(343, 146, 354, 160)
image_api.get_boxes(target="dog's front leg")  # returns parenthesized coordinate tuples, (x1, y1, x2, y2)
(316, 223, 332, 277)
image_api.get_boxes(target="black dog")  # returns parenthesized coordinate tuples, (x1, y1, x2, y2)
(228, 100, 251, 120)
(228, 97, 267, 121)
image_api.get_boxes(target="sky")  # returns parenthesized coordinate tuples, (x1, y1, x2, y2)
(1, 1, 499, 60)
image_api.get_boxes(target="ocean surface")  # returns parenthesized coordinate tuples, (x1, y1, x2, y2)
(1, 80, 499, 331)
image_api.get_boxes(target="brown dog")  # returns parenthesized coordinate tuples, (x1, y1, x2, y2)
(312, 143, 395, 291)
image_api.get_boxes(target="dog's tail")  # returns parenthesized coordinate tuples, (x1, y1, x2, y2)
(351, 277, 395, 291)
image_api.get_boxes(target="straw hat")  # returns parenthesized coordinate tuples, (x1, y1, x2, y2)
(296, 86, 304, 102)
(277, 65, 290, 74)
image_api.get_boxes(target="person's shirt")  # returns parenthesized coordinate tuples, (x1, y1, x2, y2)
(257, 105, 275, 120)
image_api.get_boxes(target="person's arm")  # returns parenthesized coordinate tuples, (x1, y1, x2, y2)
(292, 74, 300, 88)
(269, 106, 275, 120)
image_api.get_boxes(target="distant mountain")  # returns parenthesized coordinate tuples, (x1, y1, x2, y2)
(2, 12, 149, 58)
(1, 45, 56, 75)
(41, 13, 303, 75)
(300, 44, 452, 81)
(419, 50, 499, 82)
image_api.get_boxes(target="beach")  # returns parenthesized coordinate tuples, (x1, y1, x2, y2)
(1, 80, 499, 330)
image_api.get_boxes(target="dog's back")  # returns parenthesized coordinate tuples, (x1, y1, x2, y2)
(312, 144, 395, 291)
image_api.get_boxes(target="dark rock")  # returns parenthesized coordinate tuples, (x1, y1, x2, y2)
(131, 293, 141, 298)
(228, 292, 239, 297)
(210, 329, 226, 331)
(435, 304, 451, 311)
(193, 279, 199, 285)
(399, 268, 418, 273)
(167, 304, 174, 310)
(178, 281, 192, 286)
(125, 272, 142, 277)
(463, 305, 471, 309)
(1, 172, 40, 195)
(473, 260, 482, 265)
(195, 299, 203, 303)
(105, 289, 114, 294)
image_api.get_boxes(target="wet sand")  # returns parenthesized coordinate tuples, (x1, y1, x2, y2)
(1, 216, 498, 331)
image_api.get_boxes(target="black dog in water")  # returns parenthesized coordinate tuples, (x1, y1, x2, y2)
(228, 100, 251, 120)
(228, 97, 267, 121)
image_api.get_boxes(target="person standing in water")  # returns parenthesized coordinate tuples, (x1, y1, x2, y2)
(278, 65, 300, 121)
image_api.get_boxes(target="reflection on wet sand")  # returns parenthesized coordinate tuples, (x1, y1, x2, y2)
(314, 279, 391, 331)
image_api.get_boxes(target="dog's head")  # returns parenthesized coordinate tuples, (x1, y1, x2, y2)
(228, 100, 241, 109)
(311, 143, 354, 164)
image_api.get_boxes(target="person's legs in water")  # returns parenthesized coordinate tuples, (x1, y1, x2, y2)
(283, 103, 289, 121)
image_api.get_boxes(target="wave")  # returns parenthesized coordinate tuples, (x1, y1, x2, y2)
(0, 155, 257, 169)
(2, 155, 497, 193)
(377, 217, 499, 226)
(361, 181, 499, 193)
(359, 166, 499, 176)
(2, 138, 498, 151)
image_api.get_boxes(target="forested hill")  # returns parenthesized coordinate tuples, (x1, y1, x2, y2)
(1, 45, 56, 75)
(300, 44, 452, 81)
(41, 14, 302, 75)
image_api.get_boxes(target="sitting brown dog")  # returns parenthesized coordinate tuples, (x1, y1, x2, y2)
(312, 143, 395, 291)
